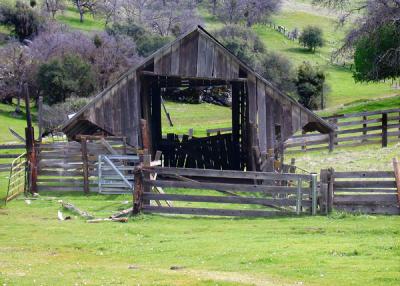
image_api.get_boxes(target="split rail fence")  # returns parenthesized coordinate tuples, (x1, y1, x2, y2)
(135, 166, 318, 217)
(286, 108, 400, 152)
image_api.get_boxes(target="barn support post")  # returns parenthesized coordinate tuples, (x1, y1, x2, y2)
(24, 84, 37, 194)
(382, 113, 388, 147)
(81, 136, 89, 194)
(311, 173, 318, 215)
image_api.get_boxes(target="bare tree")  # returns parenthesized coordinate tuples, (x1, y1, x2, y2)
(43, 0, 65, 19)
(70, 0, 97, 22)
(0, 41, 30, 112)
(215, 0, 280, 27)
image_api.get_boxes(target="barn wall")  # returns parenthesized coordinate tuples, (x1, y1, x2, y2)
(84, 72, 141, 147)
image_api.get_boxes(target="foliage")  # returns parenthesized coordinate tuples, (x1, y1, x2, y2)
(299, 25, 324, 52)
(0, 1, 41, 41)
(42, 96, 92, 131)
(42, 0, 65, 19)
(213, 0, 281, 27)
(37, 54, 96, 104)
(120, 0, 201, 37)
(216, 25, 296, 94)
(215, 25, 265, 67)
(107, 21, 171, 57)
(296, 62, 325, 109)
(313, 0, 400, 82)
(70, 0, 97, 23)
(0, 40, 29, 101)
(259, 51, 296, 94)
(353, 23, 400, 82)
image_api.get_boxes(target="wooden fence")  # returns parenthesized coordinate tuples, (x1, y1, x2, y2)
(134, 166, 318, 217)
(286, 108, 400, 152)
(320, 169, 400, 215)
(36, 136, 136, 193)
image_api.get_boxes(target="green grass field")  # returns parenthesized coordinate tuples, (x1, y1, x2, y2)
(0, 194, 399, 285)
(0, 2, 399, 285)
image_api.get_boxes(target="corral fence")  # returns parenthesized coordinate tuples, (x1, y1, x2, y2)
(133, 163, 319, 217)
(320, 169, 400, 215)
(5, 153, 27, 204)
(36, 136, 136, 193)
(285, 108, 400, 153)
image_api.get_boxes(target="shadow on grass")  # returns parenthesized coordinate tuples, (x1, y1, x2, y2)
(285, 47, 316, 55)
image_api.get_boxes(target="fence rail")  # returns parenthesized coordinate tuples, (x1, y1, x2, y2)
(320, 169, 399, 215)
(286, 108, 400, 152)
(135, 164, 318, 217)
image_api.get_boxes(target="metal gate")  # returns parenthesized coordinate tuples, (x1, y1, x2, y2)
(98, 155, 140, 194)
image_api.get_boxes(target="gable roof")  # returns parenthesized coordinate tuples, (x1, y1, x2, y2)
(62, 25, 334, 140)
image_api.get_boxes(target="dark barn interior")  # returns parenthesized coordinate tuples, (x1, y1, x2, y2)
(62, 26, 334, 171)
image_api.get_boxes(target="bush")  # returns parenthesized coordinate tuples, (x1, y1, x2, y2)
(0, 1, 41, 41)
(37, 54, 96, 105)
(259, 51, 296, 94)
(299, 26, 324, 52)
(42, 96, 92, 131)
(353, 23, 400, 82)
(107, 22, 171, 57)
(296, 62, 325, 110)
(136, 34, 171, 57)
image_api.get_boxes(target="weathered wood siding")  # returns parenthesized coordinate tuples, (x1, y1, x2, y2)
(85, 73, 140, 147)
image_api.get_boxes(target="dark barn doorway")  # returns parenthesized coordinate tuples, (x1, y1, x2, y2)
(141, 73, 249, 170)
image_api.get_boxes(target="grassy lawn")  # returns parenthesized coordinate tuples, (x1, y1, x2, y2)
(0, 194, 399, 285)
(56, 6, 105, 32)
(162, 102, 231, 137)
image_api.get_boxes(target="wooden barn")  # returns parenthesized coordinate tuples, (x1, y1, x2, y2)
(62, 26, 334, 171)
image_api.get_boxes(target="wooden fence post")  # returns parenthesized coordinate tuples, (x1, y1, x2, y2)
(81, 136, 89, 194)
(392, 158, 400, 205)
(319, 169, 329, 214)
(142, 154, 151, 206)
(133, 165, 143, 215)
(328, 131, 335, 152)
(362, 115, 367, 141)
(327, 168, 334, 213)
(382, 113, 388, 147)
(311, 173, 318, 215)
(38, 96, 43, 142)
(296, 178, 302, 215)
(24, 84, 37, 194)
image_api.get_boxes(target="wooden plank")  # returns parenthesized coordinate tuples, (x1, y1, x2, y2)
(334, 194, 398, 205)
(143, 206, 289, 217)
(0, 144, 25, 150)
(149, 167, 311, 181)
(393, 158, 400, 205)
(334, 188, 396, 193)
(257, 80, 267, 153)
(144, 179, 301, 194)
(143, 193, 311, 207)
(334, 171, 395, 178)
(334, 181, 396, 188)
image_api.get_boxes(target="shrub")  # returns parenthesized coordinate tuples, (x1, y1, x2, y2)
(299, 26, 324, 52)
(353, 23, 400, 82)
(37, 54, 96, 105)
(0, 1, 41, 41)
(296, 62, 326, 110)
